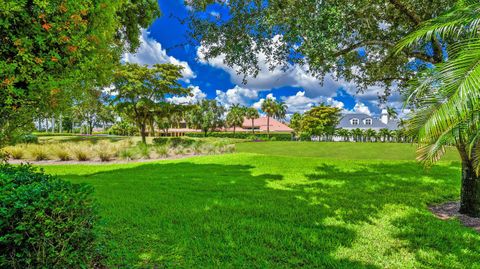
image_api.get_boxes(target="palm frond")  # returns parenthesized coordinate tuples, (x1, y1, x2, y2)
(396, 3, 480, 53)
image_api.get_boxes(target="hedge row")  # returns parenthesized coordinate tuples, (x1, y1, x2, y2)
(152, 137, 197, 147)
(0, 164, 101, 267)
(185, 132, 293, 141)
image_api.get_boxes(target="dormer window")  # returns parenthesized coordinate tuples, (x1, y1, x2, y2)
(364, 118, 372, 125)
(351, 118, 359, 125)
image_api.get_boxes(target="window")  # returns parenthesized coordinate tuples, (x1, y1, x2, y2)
(351, 118, 359, 125)
(364, 118, 372, 125)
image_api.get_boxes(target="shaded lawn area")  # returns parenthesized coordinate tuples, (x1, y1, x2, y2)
(41, 148, 480, 268)
(236, 141, 460, 160)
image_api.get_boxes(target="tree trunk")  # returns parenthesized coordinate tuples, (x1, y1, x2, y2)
(140, 124, 147, 144)
(233, 126, 236, 137)
(459, 159, 480, 217)
(267, 116, 270, 138)
(251, 119, 255, 134)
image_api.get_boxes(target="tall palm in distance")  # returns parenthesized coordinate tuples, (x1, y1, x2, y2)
(386, 107, 398, 120)
(396, 1, 480, 216)
(274, 101, 288, 122)
(226, 104, 245, 137)
(245, 107, 259, 134)
(261, 98, 278, 138)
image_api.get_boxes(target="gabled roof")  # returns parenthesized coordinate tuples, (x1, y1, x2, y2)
(337, 113, 398, 130)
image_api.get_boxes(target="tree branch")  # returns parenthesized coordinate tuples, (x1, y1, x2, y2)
(334, 40, 395, 57)
(388, 0, 422, 25)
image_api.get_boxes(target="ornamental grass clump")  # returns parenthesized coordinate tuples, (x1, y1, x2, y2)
(154, 145, 169, 158)
(53, 145, 72, 161)
(5, 146, 25, 160)
(28, 145, 49, 161)
(95, 141, 116, 162)
(72, 143, 93, 161)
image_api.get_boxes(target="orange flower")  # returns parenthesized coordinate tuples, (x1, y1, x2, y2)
(67, 45, 78, 52)
(34, 57, 44, 64)
(42, 23, 52, 31)
(51, 56, 59, 62)
(60, 36, 70, 42)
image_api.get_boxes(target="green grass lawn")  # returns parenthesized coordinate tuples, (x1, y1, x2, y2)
(236, 141, 460, 160)
(41, 142, 480, 268)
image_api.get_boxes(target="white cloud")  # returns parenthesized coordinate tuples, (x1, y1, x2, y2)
(167, 86, 206, 104)
(197, 41, 357, 97)
(123, 30, 196, 82)
(351, 102, 372, 115)
(215, 86, 258, 108)
(280, 91, 345, 114)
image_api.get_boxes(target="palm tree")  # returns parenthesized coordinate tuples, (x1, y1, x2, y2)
(226, 104, 245, 137)
(245, 107, 259, 134)
(378, 128, 391, 142)
(261, 98, 278, 138)
(336, 129, 350, 142)
(365, 129, 377, 142)
(396, 2, 480, 216)
(274, 101, 288, 122)
(351, 128, 363, 142)
(386, 107, 398, 120)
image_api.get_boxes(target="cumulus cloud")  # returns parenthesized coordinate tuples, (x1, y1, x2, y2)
(197, 40, 358, 97)
(167, 86, 206, 104)
(215, 86, 258, 108)
(123, 30, 196, 82)
(251, 93, 276, 111)
(350, 102, 372, 115)
(281, 91, 345, 114)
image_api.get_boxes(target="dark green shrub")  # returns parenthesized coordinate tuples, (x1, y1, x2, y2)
(0, 164, 101, 268)
(153, 137, 196, 147)
(185, 132, 293, 141)
(14, 134, 38, 144)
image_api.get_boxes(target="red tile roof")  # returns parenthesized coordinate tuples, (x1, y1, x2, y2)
(227, 116, 293, 132)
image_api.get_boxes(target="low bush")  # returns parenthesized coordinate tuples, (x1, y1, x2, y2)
(14, 134, 39, 144)
(153, 137, 196, 148)
(136, 144, 151, 159)
(185, 132, 293, 141)
(154, 145, 169, 158)
(0, 164, 101, 268)
(118, 148, 136, 160)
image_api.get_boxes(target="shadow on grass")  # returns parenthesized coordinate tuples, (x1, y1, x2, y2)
(63, 160, 479, 267)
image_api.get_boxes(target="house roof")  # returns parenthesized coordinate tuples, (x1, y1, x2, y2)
(226, 116, 293, 132)
(337, 113, 399, 130)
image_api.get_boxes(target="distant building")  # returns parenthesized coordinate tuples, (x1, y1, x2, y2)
(336, 109, 399, 131)
(226, 116, 293, 133)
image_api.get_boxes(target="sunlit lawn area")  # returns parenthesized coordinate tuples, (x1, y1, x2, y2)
(41, 142, 479, 268)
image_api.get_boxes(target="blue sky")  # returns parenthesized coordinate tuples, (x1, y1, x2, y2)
(123, 0, 404, 117)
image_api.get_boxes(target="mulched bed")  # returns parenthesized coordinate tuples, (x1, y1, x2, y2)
(429, 201, 480, 232)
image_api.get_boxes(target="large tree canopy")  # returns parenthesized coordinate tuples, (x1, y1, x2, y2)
(187, 0, 455, 96)
(0, 0, 160, 145)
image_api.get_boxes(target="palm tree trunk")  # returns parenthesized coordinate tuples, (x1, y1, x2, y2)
(458, 145, 480, 217)
(267, 116, 270, 138)
(251, 119, 255, 134)
(233, 126, 236, 137)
